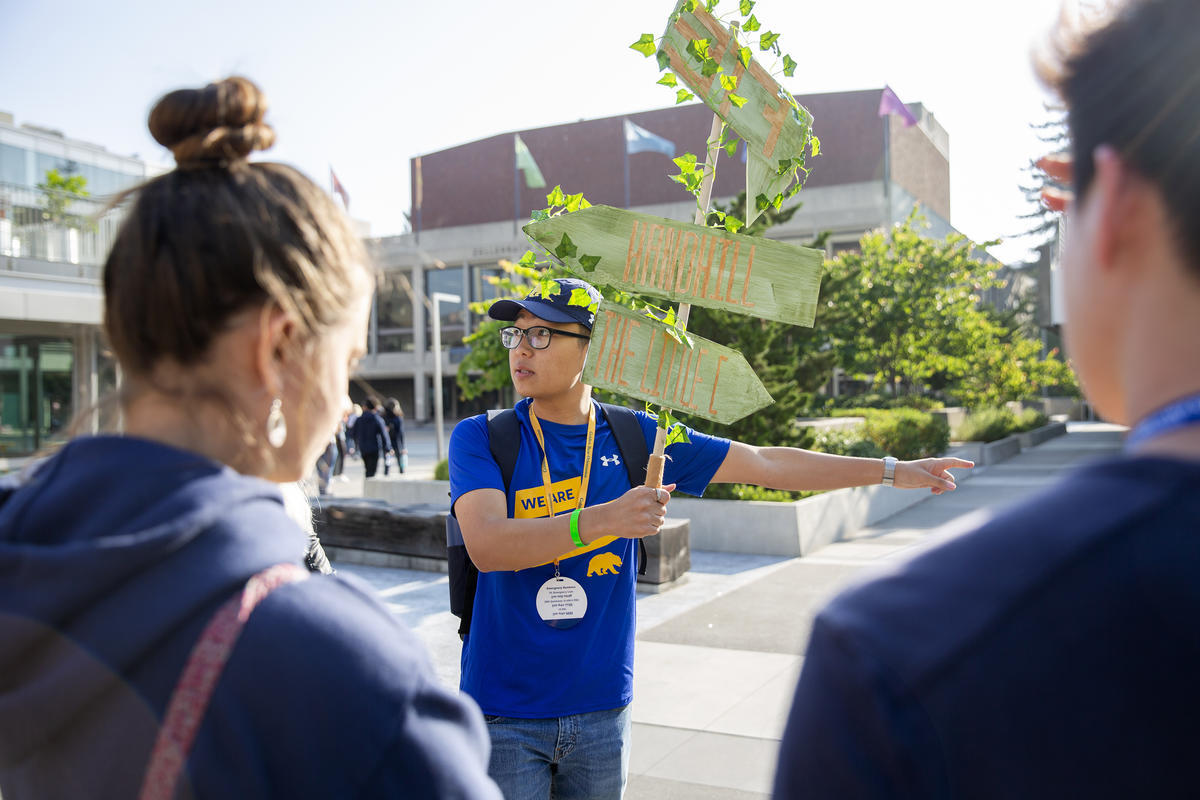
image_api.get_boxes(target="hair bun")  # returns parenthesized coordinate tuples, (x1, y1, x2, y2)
(148, 76, 276, 167)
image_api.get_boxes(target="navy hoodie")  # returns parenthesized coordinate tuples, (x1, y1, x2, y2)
(0, 436, 500, 800)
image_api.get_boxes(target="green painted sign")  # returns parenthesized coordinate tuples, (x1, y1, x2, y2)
(658, 0, 814, 224)
(524, 205, 823, 328)
(584, 301, 772, 424)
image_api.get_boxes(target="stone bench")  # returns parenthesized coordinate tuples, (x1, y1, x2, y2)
(312, 498, 690, 588)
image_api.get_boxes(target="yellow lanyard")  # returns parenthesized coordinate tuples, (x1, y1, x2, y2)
(528, 403, 595, 518)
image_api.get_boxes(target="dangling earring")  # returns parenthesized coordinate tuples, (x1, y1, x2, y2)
(266, 397, 288, 449)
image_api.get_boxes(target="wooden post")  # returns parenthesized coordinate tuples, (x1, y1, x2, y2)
(645, 111, 723, 486)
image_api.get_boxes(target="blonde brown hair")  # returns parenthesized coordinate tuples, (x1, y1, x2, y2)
(104, 76, 368, 377)
(1035, 0, 1200, 274)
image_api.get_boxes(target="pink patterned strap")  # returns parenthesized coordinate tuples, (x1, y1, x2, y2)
(138, 563, 310, 800)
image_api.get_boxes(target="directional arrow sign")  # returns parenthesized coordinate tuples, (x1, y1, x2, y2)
(658, 0, 815, 225)
(584, 301, 772, 424)
(524, 205, 823, 328)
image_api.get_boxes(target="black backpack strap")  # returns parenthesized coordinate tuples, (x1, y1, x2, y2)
(448, 409, 523, 639)
(599, 403, 653, 576)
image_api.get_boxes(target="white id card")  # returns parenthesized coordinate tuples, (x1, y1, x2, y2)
(536, 576, 588, 629)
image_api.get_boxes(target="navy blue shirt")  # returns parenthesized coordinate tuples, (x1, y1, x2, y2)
(774, 456, 1200, 799)
(0, 436, 500, 799)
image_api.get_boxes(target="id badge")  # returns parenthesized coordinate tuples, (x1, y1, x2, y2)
(536, 575, 587, 629)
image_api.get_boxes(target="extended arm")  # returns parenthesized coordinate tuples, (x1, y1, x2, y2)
(711, 441, 972, 494)
(454, 483, 675, 572)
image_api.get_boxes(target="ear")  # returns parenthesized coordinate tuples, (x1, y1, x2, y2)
(1088, 145, 1151, 274)
(254, 304, 297, 398)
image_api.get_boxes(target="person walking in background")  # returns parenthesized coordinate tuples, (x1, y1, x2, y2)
(0, 76, 499, 799)
(353, 396, 391, 479)
(383, 397, 407, 474)
(773, 1, 1200, 796)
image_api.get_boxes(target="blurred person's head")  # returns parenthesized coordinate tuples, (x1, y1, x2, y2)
(387, 398, 403, 418)
(1037, 0, 1200, 426)
(104, 76, 372, 481)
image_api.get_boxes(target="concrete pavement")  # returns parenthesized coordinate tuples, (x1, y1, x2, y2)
(331, 422, 1126, 798)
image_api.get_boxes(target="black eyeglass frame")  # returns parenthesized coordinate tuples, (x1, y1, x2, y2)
(499, 324, 591, 350)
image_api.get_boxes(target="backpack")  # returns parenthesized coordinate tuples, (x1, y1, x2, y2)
(446, 403, 650, 638)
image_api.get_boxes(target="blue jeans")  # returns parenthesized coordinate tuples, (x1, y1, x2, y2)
(485, 705, 631, 800)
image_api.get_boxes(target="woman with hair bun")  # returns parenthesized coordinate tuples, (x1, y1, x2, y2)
(0, 77, 500, 799)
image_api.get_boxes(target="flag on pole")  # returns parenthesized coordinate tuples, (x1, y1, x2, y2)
(514, 135, 546, 189)
(877, 86, 918, 128)
(330, 167, 350, 210)
(413, 156, 423, 238)
(624, 119, 676, 157)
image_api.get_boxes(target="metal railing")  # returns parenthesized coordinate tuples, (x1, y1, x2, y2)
(0, 181, 129, 273)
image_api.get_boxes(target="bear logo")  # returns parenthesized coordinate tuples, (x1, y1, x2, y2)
(587, 552, 622, 577)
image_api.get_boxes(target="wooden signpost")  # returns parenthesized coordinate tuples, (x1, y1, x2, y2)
(583, 302, 773, 424)
(523, 205, 823, 328)
(658, 0, 815, 224)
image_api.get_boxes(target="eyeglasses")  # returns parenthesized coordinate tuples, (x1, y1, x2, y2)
(499, 325, 590, 350)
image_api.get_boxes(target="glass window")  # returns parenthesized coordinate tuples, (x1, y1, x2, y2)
(425, 266, 465, 351)
(0, 144, 27, 186)
(376, 271, 415, 353)
(0, 336, 74, 457)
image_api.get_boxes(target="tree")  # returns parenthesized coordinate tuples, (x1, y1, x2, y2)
(1013, 112, 1069, 254)
(825, 208, 1075, 407)
(37, 169, 90, 229)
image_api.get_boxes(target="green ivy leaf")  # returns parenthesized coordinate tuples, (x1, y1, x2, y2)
(518, 250, 537, 268)
(578, 254, 601, 272)
(565, 192, 585, 213)
(701, 57, 721, 77)
(656, 73, 677, 88)
(676, 88, 695, 104)
(537, 279, 562, 299)
(705, 0, 718, 11)
(759, 31, 780, 51)
(579, 196, 592, 210)
(783, 54, 797, 77)
(724, 138, 739, 156)
(743, 14, 761, 32)
(718, 73, 739, 92)
(630, 33, 657, 57)
(755, 193, 771, 211)
(656, 49, 672, 71)
(727, 93, 747, 109)
(739, 0, 755, 15)
(569, 287, 594, 307)
(686, 39, 710, 62)
(772, 192, 784, 210)
(546, 185, 566, 207)
(531, 209, 551, 222)
(665, 423, 691, 447)
(554, 233, 578, 260)
(725, 217, 745, 234)
(673, 153, 699, 173)
(811, 136, 821, 157)
(738, 46, 752, 68)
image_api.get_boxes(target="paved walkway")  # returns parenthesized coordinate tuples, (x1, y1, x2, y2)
(332, 422, 1125, 799)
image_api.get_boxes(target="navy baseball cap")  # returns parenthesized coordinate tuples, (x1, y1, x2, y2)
(488, 277, 601, 330)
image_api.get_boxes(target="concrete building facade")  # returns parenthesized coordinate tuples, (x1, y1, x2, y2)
(364, 88, 957, 422)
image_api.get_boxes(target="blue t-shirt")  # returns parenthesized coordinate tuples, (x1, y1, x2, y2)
(448, 398, 730, 718)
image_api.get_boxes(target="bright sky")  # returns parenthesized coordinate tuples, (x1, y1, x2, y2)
(2, 0, 1063, 264)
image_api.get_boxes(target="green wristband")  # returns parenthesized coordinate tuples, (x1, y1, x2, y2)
(569, 508, 584, 547)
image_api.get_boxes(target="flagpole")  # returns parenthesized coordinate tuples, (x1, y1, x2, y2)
(623, 122, 631, 210)
(513, 135, 520, 237)
(882, 113, 892, 226)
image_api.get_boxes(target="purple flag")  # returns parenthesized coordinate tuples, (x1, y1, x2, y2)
(878, 86, 918, 128)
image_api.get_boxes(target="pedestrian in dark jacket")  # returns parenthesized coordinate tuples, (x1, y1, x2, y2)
(0, 76, 499, 800)
(354, 397, 392, 478)
(383, 397, 406, 474)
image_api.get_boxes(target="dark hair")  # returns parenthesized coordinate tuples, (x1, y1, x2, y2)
(364, 397, 380, 411)
(103, 76, 369, 377)
(1036, 0, 1200, 274)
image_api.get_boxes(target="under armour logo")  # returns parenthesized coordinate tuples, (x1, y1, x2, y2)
(600, 454, 621, 467)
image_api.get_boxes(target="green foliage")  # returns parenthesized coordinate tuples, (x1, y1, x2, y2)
(954, 407, 1018, 443)
(37, 169, 90, 229)
(808, 428, 886, 459)
(434, 458, 449, 481)
(823, 210, 1077, 407)
(1017, 407, 1048, 432)
(859, 409, 949, 461)
(630, 34, 657, 56)
(703, 483, 816, 502)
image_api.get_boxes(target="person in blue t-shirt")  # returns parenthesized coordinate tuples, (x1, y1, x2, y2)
(773, 2, 1200, 797)
(449, 276, 972, 800)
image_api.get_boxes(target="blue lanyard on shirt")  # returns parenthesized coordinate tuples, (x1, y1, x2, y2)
(1125, 393, 1200, 450)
